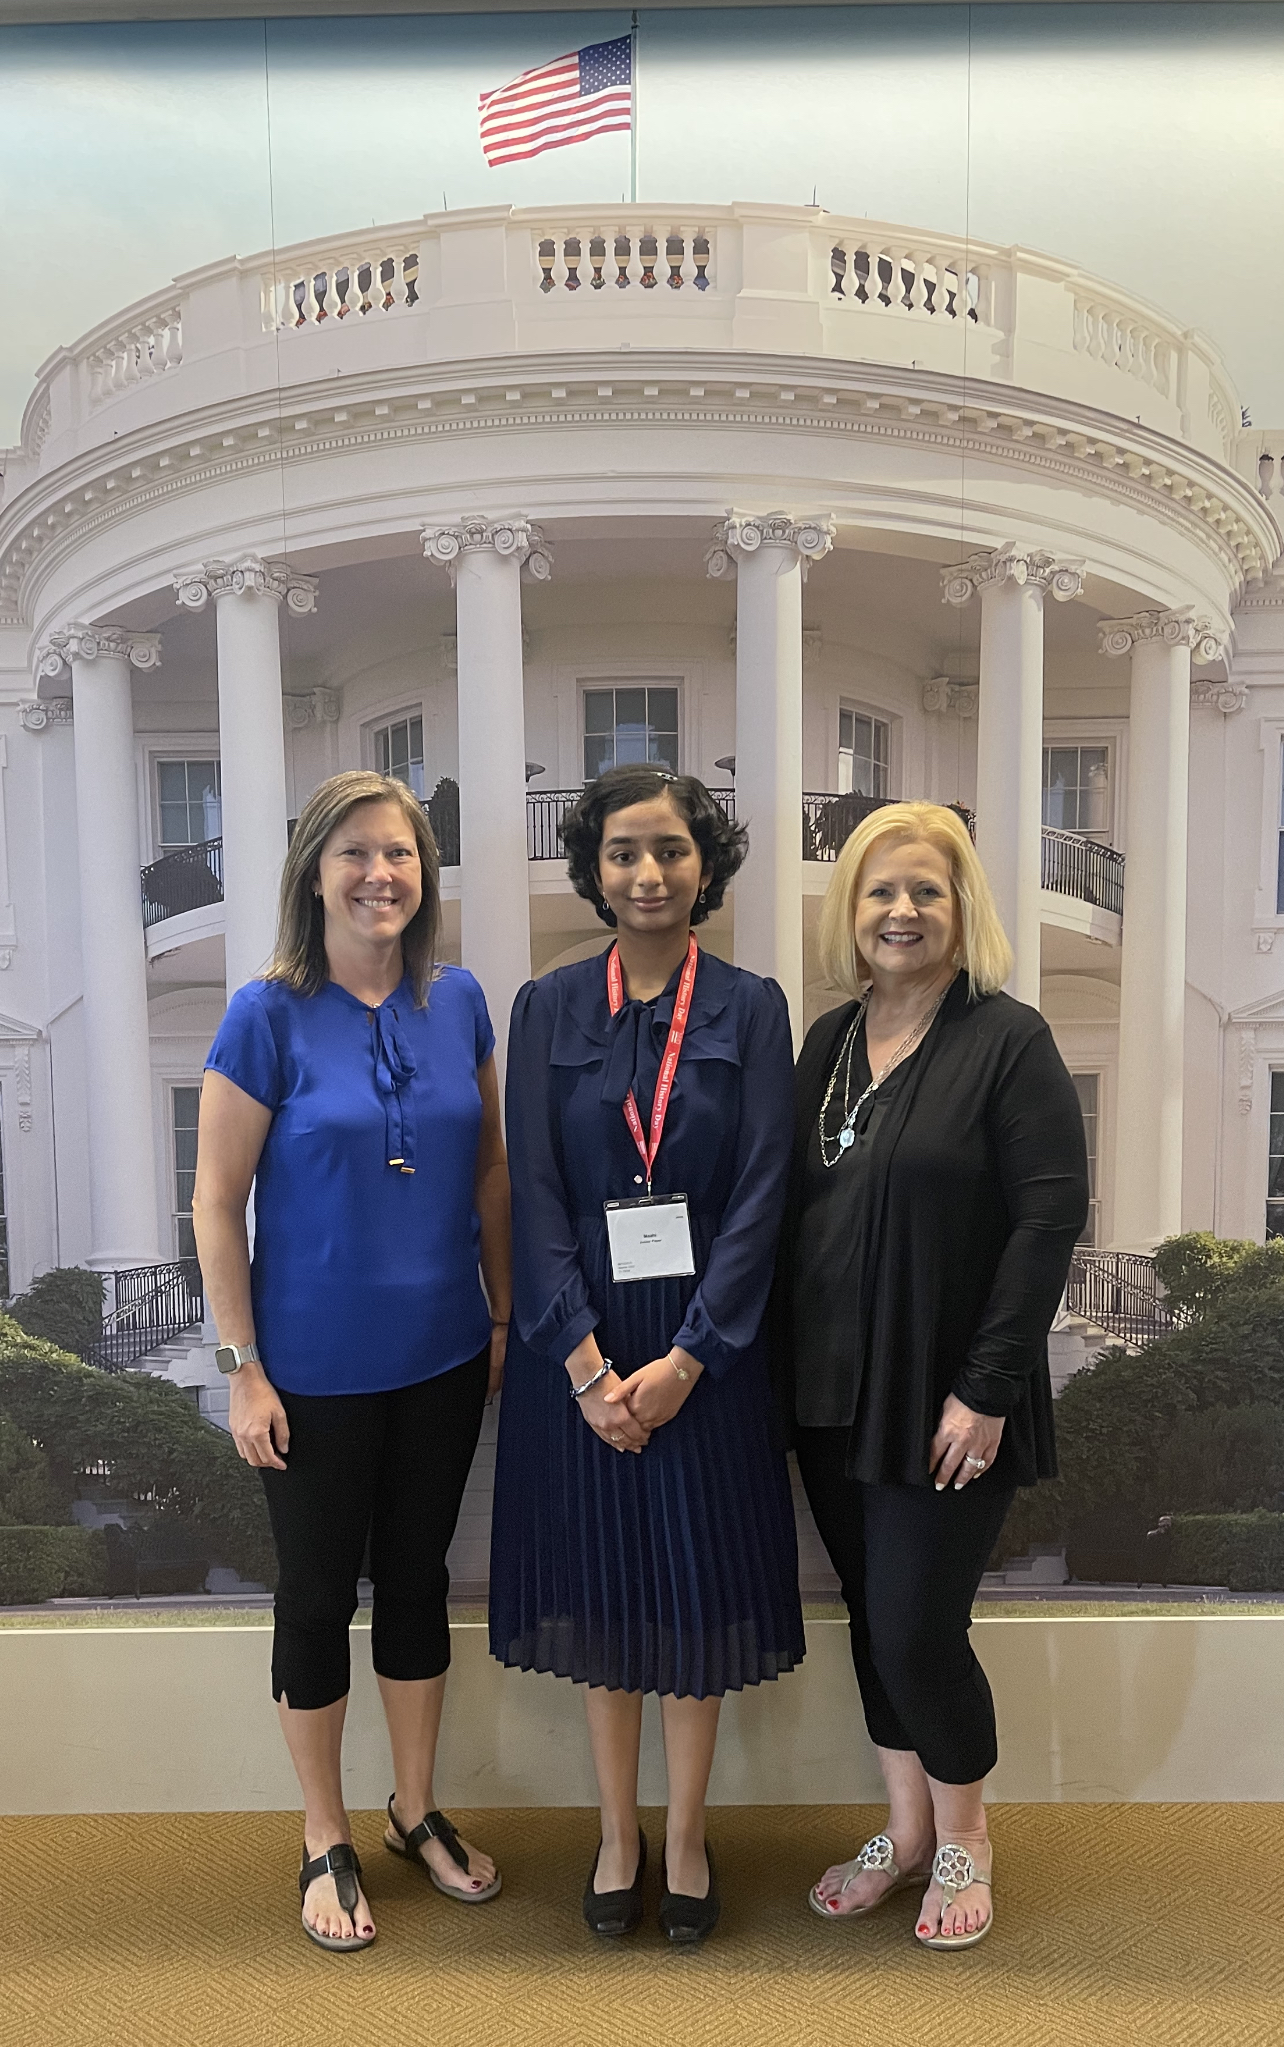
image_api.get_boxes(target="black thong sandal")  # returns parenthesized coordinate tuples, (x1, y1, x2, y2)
(384, 1795, 502, 1903)
(298, 1842, 376, 1953)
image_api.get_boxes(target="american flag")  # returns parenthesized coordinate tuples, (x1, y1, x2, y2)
(479, 36, 632, 168)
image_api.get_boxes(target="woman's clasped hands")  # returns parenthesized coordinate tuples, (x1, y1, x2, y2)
(569, 1339, 704, 1454)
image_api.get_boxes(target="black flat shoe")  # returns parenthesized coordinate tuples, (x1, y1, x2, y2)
(582, 1828, 647, 1936)
(660, 1841, 720, 1945)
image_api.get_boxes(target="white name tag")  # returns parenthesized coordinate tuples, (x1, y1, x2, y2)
(604, 1195, 696, 1283)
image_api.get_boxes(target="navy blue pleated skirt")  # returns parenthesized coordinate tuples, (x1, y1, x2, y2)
(488, 1220, 806, 1699)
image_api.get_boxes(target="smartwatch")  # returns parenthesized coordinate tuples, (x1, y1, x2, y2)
(214, 1341, 261, 1375)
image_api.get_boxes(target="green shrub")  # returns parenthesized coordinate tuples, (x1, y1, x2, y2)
(1152, 1404, 1284, 1516)
(0, 1525, 106, 1604)
(0, 1317, 275, 1588)
(0, 1415, 71, 1526)
(1153, 1232, 1284, 1317)
(7, 1267, 104, 1358)
(1161, 1512, 1284, 1594)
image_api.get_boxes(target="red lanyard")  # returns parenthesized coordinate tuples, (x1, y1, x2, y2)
(605, 933, 699, 1192)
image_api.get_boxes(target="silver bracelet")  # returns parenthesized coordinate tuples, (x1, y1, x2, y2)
(570, 1358, 612, 1401)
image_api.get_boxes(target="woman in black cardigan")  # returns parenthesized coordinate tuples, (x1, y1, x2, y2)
(775, 802, 1087, 1951)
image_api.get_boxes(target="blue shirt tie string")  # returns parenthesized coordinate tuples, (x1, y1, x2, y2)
(374, 1001, 418, 1172)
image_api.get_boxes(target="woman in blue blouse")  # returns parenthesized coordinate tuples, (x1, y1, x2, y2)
(489, 764, 805, 1945)
(194, 770, 510, 1953)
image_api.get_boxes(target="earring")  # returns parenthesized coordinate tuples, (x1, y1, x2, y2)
(698, 888, 708, 905)
(601, 896, 610, 913)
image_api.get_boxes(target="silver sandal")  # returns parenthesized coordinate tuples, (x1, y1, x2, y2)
(916, 1842, 993, 1950)
(808, 1832, 933, 1921)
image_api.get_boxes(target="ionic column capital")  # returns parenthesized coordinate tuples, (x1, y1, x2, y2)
(1190, 677, 1248, 716)
(941, 543, 1084, 607)
(420, 516, 553, 583)
(19, 698, 74, 732)
(172, 556, 319, 616)
(1098, 608, 1225, 665)
(922, 677, 979, 719)
(35, 623, 162, 688)
(706, 510, 835, 580)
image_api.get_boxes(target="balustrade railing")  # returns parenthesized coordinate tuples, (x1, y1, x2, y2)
(1040, 827, 1125, 916)
(535, 224, 713, 295)
(1072, 295, 1173, 399)
(826, 241, 990, 325)
(83, 1260, 204, 1374)
(86, 304, 183, 407)
(262, 244, 421, 331)
(140, 839, 223, 929)
(1064, 1248, 1181, 1350)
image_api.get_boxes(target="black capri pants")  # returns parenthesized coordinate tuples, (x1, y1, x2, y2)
(795, 1427, 1016, 1785)
(260, 1347, 489, 1711)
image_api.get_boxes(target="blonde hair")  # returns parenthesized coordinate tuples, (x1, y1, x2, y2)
(817, 801, 1013, 1000)
(267, 771, 441, 1005)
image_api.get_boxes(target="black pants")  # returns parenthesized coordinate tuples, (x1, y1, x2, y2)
(795, 1428, 1016, 1785)
(260, 1348, 489, 1711)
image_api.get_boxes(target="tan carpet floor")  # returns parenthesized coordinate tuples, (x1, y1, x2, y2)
(1, 1804, 1279, 2047)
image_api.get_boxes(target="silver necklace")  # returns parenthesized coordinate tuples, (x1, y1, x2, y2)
(818, 980, 953, 1169)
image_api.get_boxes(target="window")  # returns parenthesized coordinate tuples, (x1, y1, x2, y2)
(1276, 739, 1284, 916)
(1043, 745, 1110, 838)
(157, 760, 221, 849)
(172, 1085, 200, 1262)
(583, 686, 679, 781)
(838, 707, 889, 798)
(374, 715, 425, 799)
(1269, 1072, 1284, 1242)
(1072, 1073, 1100, 1245)
(0, 1097, 8, 1298)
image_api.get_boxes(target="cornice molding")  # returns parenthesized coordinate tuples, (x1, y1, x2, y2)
(940, 542, 1084, 607)
(2, 354, 1276, 628)
(34, 622, 161, 688)
(421, 515, 553, 582)
(172, 555, 318, 615)
(1098, 607, 1225, 663)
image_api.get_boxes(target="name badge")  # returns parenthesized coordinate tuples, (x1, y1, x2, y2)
(604, 1195, 696, 1283)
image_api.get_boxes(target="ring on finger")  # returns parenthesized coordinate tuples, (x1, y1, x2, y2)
(963, 1454, 986, 1471)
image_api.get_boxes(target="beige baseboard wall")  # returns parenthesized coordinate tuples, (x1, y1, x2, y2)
(2, 1616, 1280, 1815)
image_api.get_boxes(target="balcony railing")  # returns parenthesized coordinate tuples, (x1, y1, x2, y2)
(83, 1260, 204, 1374)
(1040, 827, 1125, 916)
(141, 838, 223, 929)
(137, 798, 1124, 926)
(1064, 1248, 1182, 1350)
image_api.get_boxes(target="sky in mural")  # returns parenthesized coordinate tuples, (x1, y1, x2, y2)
(0, 3, 1282, 444)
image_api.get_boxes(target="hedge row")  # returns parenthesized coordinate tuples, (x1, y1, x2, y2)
(0, 1526, 106, 1605)
(1163, 1512, 1284, 1594)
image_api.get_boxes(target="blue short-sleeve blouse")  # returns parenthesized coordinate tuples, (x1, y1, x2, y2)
(205, 967, 495, 1397)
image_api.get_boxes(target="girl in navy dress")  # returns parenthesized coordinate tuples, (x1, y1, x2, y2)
(196, 771, 510, 1953)
(490, 765, 805, 1943)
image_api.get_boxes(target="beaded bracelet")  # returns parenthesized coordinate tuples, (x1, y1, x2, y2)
(570, 1358, 613, 1401)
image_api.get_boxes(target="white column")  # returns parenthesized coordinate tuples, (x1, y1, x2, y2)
(707, 511, 834, 1044)
(37, 625, 163, 1271)
(173, 557, 317, 997)
(1100, 607, 1225, 1248)
(422, 517, 551, 1073)
(942, 544, 1083, 1007)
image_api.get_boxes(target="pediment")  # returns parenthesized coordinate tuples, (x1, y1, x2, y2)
(0, 1010, 41, 1042)
(1229, 986, 1284, 1025)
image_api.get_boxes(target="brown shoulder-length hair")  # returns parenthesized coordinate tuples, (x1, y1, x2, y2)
(266, 771, 441, 1006)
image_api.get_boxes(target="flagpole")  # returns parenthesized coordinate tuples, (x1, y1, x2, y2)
(629, 10, 638, 204)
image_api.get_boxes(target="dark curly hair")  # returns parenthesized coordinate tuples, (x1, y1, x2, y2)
(560, 765, 748, 928)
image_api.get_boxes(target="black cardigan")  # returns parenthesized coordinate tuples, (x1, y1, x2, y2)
(770, 975, 1089, 1489)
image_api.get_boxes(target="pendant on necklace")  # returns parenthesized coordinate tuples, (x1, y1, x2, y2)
(838, 1127, 855, 1150)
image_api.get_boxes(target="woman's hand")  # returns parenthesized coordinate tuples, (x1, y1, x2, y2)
(228, 1363, 290, 1472)
(929, 1395, 1004, 1491)
(608, 1348, 704, 1435)
(579, 1372, 651, 1454)
(486, 1322, 508, 1403)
